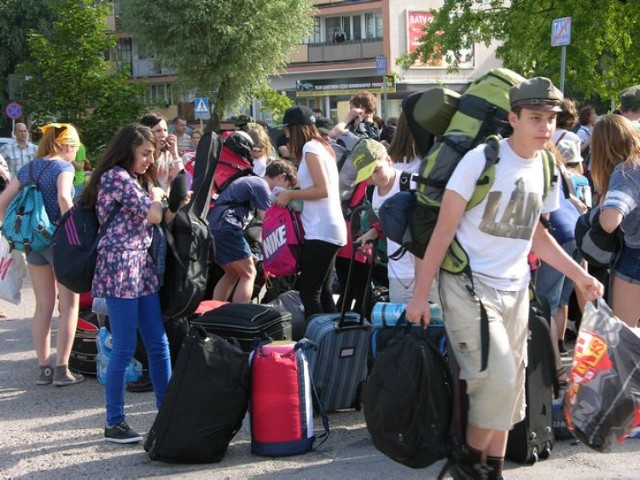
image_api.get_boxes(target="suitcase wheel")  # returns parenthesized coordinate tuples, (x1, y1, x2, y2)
(528, 447, 539, 465)
(539, 443, 552, 460)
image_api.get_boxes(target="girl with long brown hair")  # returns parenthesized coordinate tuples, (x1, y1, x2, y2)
(591, 114, 640, 327)
(275, 106, 347, 318)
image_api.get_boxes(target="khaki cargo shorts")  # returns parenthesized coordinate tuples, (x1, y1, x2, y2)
(440, 271, 529, 431)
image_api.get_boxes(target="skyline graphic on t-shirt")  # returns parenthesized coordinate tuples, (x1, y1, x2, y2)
(479, 177, 543, 239)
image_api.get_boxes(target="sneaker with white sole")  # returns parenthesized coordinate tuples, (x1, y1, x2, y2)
(52, 365, 85, 386)
(104, 421, 143, 444)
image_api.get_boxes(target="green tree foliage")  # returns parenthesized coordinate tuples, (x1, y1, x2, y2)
(0, 0, 55, 131)
(121, 0, 314, 128)
(17, 0, 146, 158)
(405, 0, 640, 106)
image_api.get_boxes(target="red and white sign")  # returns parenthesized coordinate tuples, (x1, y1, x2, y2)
(406, 11, 474, 69)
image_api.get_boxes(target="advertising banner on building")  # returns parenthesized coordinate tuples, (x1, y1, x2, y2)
(407, 10, 474, 69)
(296, 77, 396, 98)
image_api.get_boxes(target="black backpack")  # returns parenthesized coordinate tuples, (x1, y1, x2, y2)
(52, 199, 120, 294)
(159, 131, 221, 317)
(364, 319, 452, 469)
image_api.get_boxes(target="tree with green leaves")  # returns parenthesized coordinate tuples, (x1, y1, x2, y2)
(0, 0, 55, 132)
(17, 0, 146, 158)
(404, 1, 640, 107)
(121, 0, 314, 129)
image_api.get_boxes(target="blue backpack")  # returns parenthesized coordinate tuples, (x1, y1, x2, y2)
(2, 161, 55, 254)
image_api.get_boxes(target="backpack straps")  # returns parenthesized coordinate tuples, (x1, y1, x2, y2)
(27, 159, 55, 190)
(540, 149, 558, 201)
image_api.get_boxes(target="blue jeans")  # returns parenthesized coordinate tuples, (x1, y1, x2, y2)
(104, 293, 171, 427)
(535, 239, 581, 314)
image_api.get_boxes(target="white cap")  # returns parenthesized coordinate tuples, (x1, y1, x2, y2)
(556, 139, 583, 165)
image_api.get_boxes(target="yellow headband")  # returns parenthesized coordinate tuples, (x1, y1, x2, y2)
(40, 123, 81, 147)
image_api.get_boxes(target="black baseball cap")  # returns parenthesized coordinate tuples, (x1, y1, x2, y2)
(279, 106, 316, 127)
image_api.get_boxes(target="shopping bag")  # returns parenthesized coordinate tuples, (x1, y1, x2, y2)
(0, 234, 27, 304)
(565, 298, 640, 451)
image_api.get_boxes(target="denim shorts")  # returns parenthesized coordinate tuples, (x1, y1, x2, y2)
(26, 245, 54, 266)
(211, 225, 251, 266)
(614, 244, 640, 284)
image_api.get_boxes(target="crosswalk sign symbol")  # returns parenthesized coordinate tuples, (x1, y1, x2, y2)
(194, 97, 209, 114)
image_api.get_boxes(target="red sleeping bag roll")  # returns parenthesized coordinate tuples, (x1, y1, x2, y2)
(250, 340, 328, 456)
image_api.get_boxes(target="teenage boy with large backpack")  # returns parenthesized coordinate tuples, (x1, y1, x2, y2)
(405, 77, 604, 480)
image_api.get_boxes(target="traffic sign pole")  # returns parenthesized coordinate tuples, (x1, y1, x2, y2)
(551, 17, 571, 94)
(560, 46, 567, 93)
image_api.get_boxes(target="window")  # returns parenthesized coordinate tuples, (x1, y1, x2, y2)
(320, 11, 382, 44)
(365, 12, 383, 39)
(303, 17, 321, 44)
(143, 83, 174, 106)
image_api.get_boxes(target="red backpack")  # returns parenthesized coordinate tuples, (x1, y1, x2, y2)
(261, 204, 304, 277)
(209, 130, 255, 208)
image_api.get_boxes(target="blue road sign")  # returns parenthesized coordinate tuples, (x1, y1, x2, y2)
(194, 97, 210, 120)
(376, 55, 387, 75)
(551, 17, 572, 47)
(5, 101, 22, 120)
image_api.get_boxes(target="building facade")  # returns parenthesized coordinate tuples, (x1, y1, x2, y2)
(106, 0, 502, 124)
(276, 0, 502, 121)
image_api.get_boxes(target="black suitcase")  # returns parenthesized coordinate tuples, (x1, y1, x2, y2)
(190, 303, 292, 353)
(144, 327, 250, 463)
(69, 309, 99, 375)
(506, 296, 556, 464)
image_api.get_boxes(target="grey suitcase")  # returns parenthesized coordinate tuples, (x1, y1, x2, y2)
(304, 312, 371, 412)
(304, 208, 375, 412)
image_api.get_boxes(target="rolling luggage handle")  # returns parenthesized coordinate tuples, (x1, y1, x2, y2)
(338, 204, 378, 329)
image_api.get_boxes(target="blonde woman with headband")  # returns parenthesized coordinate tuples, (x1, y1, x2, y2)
(0, 123, 82, 386)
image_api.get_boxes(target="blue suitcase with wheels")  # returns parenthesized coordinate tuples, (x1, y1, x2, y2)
(304, 311, 371, 412)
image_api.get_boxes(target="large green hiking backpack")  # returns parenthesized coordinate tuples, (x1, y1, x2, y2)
(408, 68, 526, 263)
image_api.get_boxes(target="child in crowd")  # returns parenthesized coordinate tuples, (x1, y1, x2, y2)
(406, 77, 603, 479)
(0, 123, 82, 386)
(352, 139, 437, 303)
(82, 123, 189, 443)
(591, 114, 640, 328)
(209, 159, 296, 303)
(275, 105, 347, 319)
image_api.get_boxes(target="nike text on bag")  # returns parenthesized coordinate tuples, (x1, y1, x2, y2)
(261, 204, 304, 277)
(2, 161, 55, 254)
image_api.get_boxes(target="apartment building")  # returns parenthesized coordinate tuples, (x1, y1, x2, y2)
(106, 0, 502, 123)
(277, 0, 502, 121)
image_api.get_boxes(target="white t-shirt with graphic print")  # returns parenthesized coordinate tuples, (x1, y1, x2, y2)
(446, 139, 560, 291)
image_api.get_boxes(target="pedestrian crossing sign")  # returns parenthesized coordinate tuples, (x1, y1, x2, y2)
(194, 97, 209, 114)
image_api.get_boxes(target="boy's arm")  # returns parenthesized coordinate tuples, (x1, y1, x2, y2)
(406, 189, 468, 326)
(532, 221, 603, 301)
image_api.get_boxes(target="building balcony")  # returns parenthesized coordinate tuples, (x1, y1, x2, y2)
(290, 38, 382, 65)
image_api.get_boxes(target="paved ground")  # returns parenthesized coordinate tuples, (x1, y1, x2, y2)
(1, 279, 640, 479)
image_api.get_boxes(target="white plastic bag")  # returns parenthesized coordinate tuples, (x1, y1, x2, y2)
(0, 234, 27, 304)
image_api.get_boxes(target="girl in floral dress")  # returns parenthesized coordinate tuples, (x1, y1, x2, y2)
(82, 123, 188, 443)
